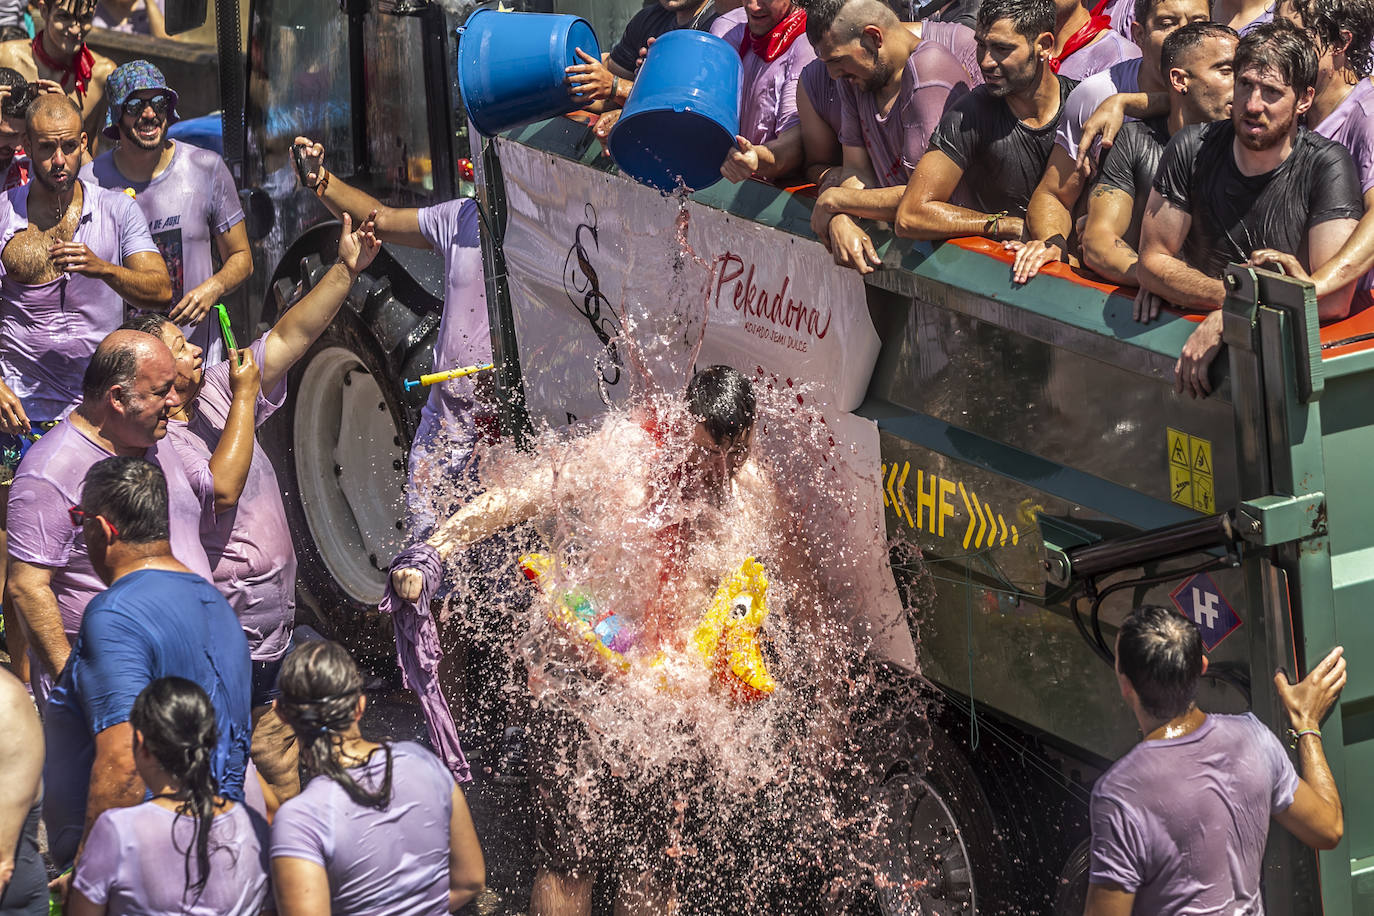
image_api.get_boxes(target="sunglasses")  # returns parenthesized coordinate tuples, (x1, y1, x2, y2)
(121, 92, 170, 120)
(68, 505, 118, 538)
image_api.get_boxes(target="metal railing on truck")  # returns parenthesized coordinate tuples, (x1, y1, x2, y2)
(487, 115, 1372, 914)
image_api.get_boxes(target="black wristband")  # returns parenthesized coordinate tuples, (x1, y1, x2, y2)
(1044, 234, 1070, 260)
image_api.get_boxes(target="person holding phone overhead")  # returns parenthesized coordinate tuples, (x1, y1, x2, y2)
(119, 211, 379, 808)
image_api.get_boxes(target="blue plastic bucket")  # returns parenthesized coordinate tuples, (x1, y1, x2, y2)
(457, 9, 601, 137)
(608, 30, 742, 193)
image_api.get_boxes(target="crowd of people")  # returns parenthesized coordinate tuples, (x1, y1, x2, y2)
(0, 0, 1355, 913)
(582, 0, 1374, 397)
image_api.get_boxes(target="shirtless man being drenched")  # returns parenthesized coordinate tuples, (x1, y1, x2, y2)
(0, 0, 115, 150)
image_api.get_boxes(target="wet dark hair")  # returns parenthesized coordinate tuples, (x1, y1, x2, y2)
(120, 312, 174, 338)
(277, 641, 394, 810)
(799, 0, 898, 47)
(686, 365, 756, 443)
(81, 456, 171, 544)
(130, 677, 220, 902)
(1161, 21, 1238, 76)
(976, 0, 1055, 44)
(81, 334, 143, 403)
(0, 69, 33, 120)
(43, 0, 98, 16)
(1235, 18, 1319, 96)
(1117, 605, 1204, 720)
(1292, 0, 1374, 78)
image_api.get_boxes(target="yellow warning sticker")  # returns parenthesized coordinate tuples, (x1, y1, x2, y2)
(1166, 428, 1215, 512)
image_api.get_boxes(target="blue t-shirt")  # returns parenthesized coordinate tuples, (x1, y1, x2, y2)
(42, 569, 252, 870)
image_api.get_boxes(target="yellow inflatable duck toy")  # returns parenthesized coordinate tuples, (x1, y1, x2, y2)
(518, 553, 776, 701)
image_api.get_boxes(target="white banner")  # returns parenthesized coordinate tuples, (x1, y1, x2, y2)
(496, 140, 912, 671)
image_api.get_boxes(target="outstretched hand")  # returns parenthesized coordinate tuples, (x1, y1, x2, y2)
(564, 48, 615, 102)
(337, 210, 381, 276)
(1249, 248, 1310, 282)
(1077, 96, 1128, 173)
(1275, 646, 1346, 732)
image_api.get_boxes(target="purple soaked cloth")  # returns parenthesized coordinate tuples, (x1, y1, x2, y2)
(920, 20, 982, 87)
(82, 142, 244, 362)
(838, 39, 970, 186)
(379, 544, 470, 783)
(711, 8, 817, 145)
(271, 741, 456, 916)
(0, 180, 158, 423)
(7, 419, 214, 647)
(166, 333, 295, 662)
(73, 800, 269, 915)
(1089, 713, 1298, 912)
(799, 59, 843, 132)
(1314, 78, 1374, 289)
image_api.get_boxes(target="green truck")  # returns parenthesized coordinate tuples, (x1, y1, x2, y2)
(166, 0, 1371, 910)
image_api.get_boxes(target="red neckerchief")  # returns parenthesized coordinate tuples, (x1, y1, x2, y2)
(1049, 13, 1111, 73)
(739, 7, 807, 63)
(32, 32, 94, 97)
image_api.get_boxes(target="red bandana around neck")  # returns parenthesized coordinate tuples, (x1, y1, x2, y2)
(1049, 13, 1111, 73)
(739, 7, 808, 63)
(32, 31, 94, 96)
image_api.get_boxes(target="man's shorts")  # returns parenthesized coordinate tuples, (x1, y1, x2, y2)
(0, 421, 58, 485)
(527, 691, 674, 877)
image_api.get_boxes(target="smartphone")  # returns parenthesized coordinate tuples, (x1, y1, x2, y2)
(291, 143, 312, 185)
(213, 303, 239, 364)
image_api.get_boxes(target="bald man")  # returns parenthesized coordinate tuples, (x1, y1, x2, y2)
(5, 330, 212, 694)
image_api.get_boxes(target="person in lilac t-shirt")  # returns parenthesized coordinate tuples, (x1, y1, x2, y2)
(139, 212, 378, 802)
(1085, 605, 1346, 913)
(69, 677, 267, 916)
(712, 2, 816, 177)
(804, 0, 971, 274)
(271, 641, 484, 916)
(81, 61, 252, 364)
(1051, 0, 1141, 81)
(5, 330, 211, 694)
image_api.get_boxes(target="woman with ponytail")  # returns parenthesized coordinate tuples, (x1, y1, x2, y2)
(270, 641, 484, 915)
(67, 677, 271, 915)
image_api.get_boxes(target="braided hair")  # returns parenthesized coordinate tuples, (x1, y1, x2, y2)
(277, 641, 394, 809)
(129, 677, 220, 902)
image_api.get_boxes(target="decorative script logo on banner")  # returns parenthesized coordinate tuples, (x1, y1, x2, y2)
(563, 203, 624, 398)
(711, 252, 833, 354)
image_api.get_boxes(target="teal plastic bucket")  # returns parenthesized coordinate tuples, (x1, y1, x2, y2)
(608, 29, 742, 192)
(457, 9, 601, 137)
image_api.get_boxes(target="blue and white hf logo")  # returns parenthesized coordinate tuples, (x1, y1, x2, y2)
(1169, 572, 1242, 651)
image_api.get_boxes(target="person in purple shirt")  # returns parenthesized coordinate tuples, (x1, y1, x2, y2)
(714, 1, 816, 182)
(5, 329, 213, 695)
(271, 640, 484, 916)
(1050, 0, 1141, 80)
(68, 677, 269, 916)
(81, 62, 252, 364)
(1084, 605, 1345, 914)
(1251, 0, 1374, 294)
(128, 212, 379, 804)
(802, 0, 972, 274)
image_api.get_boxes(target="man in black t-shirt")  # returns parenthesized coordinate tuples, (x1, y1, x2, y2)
(895, 0, 1077, 242)
(1081, 23, 1237, 289)
(564, 0, 721, 139)
(1138, 19, 1364, 397)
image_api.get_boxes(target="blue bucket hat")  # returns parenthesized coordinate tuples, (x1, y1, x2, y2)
(102, 60, 180, 140)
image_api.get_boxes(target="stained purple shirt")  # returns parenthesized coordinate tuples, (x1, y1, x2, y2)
(800, 59, 843, 132)
(1105, 0, 1136, 37)
(6, 419, 214, 641)
(1056, 28, 1140, 82)
(1089, 713, 1298, 912)
(73, 801, 269, 915)
(82, 142, 245, 362)
(0, 180, 158, 422)
(838, 40, 970, 186)
(710, 9, 817, 145)
(920, 20, 983, 86)
(416, 199, 489, 435)
(271, 742, 456, 916)
(165, 333, 294, 662)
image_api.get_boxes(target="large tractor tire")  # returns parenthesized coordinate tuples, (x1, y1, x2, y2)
(259, 230, 440, 663)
